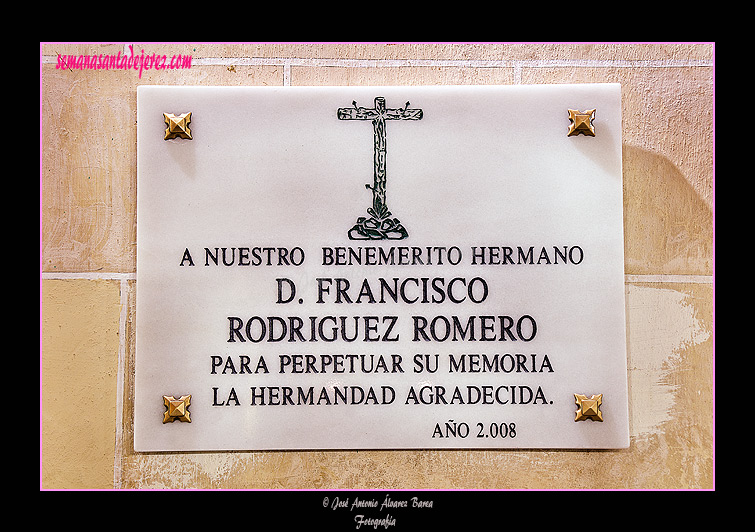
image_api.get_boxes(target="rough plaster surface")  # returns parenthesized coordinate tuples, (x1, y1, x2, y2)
(41, 280, 121, 489)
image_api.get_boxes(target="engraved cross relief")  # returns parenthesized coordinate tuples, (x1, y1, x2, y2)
(338, 97, 423, 240)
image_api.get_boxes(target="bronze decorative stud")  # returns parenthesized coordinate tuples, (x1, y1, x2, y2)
(163, 112, 192, 140)
(574, 393, 603, 422)
(567, 109, 595, 137)
(163, 395, 192, 423)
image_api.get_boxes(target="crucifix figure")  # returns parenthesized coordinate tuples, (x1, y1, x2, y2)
(338, 97, 423, 240)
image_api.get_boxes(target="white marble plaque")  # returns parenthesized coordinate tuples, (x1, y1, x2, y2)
(135, 84, 629, 451)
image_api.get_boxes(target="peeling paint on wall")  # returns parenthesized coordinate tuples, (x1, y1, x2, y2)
(626, 284, 711, 440)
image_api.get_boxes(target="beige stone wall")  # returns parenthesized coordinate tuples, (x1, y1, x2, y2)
(40, 43, 714, 489)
